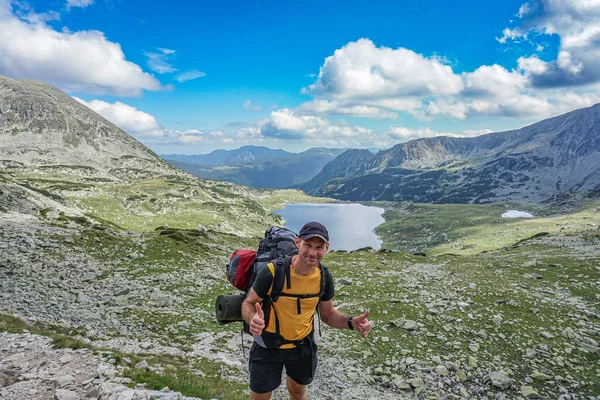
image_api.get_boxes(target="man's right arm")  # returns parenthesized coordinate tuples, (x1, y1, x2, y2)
(242, 288, 265, 336)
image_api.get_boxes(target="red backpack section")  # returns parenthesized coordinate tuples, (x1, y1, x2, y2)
(227, 249, 257, 290)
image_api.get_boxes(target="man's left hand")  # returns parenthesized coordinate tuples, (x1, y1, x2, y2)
(353, 310, 372, 339)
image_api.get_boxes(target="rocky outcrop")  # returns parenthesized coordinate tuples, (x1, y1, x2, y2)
(0, 332, 201, 400)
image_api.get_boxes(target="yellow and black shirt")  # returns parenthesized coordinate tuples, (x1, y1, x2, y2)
(253, 259, 334, 349)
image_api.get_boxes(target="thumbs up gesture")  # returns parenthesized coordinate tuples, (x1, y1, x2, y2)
(249, 302, 265, 336)
(354, 310, 372, 339)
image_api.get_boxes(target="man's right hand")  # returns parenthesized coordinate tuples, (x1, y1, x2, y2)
(249, 302, 265, 336)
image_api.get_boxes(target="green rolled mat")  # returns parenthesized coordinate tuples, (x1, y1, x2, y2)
(215, 294, 245, 324)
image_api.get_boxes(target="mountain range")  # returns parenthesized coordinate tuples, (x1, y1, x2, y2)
(162, 147, 347, 188)
(163, 145, 292, 166)
(3, 73, 598, 204)
(300, 104, 600, 203)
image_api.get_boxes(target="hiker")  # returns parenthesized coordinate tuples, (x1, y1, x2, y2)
(241, 221, 371, 399)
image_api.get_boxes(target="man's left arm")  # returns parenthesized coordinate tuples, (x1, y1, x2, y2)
(319, 300, 371, 338)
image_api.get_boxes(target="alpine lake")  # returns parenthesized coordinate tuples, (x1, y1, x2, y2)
(273, 202, 385, 251)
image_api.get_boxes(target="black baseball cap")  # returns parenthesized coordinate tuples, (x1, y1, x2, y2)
(299, 221, 329, 243)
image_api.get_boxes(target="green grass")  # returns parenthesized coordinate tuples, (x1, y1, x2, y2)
(374, 200, 600, 255)
(317, 240, 600, 397)
(124, 368, 246, 399)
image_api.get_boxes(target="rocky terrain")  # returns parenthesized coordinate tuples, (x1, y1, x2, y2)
(1, 188, 599, 398)
(300, 104, 600, 203)
(0, 331, 204, 400)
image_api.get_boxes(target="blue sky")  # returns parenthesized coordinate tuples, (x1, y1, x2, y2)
(1, 0, 599, 154)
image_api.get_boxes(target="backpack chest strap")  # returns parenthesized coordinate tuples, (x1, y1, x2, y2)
(278, 292, 321, 314)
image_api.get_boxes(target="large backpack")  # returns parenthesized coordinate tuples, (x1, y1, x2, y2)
(215, 226, 299, 326)
(227, 226, 298, 291)
(215, 226, 328, 348)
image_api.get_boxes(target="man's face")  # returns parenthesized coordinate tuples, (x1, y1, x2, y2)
(295, 237, 329, 267)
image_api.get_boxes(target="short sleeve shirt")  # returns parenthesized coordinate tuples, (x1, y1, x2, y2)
(252, 260, 334, 344)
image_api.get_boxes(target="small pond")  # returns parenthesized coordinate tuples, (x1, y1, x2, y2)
(273, 203, 385, 251)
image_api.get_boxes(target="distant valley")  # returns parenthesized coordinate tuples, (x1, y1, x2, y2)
(162, 146, 347, 188)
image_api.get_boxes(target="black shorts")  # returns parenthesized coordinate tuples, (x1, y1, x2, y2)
(249, 339, 318, 394)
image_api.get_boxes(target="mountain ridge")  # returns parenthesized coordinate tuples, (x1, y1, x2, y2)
(0, 75, 169, 178)
(300, 104, 600, 203)
(163, 146, 349, 188)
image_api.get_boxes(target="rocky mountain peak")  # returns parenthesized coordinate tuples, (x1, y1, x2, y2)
(0, 75, 173, 179)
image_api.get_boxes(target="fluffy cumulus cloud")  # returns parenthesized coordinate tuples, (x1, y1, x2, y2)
(309, 38, 463, 99)
(386, 127, 448, 141)
(499, 0, 600, 87)
(298, 6, 600, 123)
(0, 1, 165, 96)
(74, 98, 166, 138)
(259, 108, 373, 147)
(297, 100, 399, 119)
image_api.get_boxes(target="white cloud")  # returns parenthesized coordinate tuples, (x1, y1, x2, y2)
(260, 108, 373, 145)
(0, 1, 165, 96)
(295, 5, 600, 123)
(261, 108, 329, 138)
(301, 36, 600, 122)
(175, 129, 229, 144)
(145, 48, 177, 74)
(499, 0, 600, 87)
(75, 97, 257, 146)
(309, 38, 463, 99)
(496, 27, 525, 44)
(462, 129, 494, 137)
(517, 55, 548, 75)
(301, 32, 600, 122)
(463, 64, 527, 98)
(243, 100, 262, 112)
(66, 0, 94, 9)
(385, 126, 495, 143)
(297, 100, 399, 119)
(386, 127, 447, 141)
(175, 70, 206, 82)
(75, 97, 166, 137)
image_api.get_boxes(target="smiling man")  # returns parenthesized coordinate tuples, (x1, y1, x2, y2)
(242, 221, 372, 400)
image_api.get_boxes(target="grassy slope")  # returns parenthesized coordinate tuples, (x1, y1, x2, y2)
(318, 233, 600, 398)
(375, 200, 600, 256)
(0, 167, 334, 399)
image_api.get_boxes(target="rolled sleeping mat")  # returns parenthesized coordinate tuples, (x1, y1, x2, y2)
(215, 294, 245, 324)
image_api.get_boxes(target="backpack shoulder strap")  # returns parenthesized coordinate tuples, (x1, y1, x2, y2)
(269, 256, 290, 302)
(318, 263, 328, 301)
